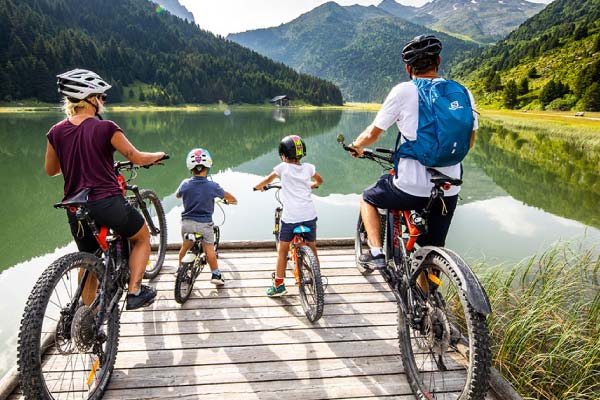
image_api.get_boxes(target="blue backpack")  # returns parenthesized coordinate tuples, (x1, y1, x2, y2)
(394, 78, 474, 170)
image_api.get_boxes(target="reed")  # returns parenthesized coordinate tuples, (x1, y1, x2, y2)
(477, 244, 600, 399)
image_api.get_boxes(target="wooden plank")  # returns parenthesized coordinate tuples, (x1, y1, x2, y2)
(128, 291, 396, 312)
(152, 282, 391, 299)
(120, 302, 398, 323)
(119, 313, 398, 337)
(152, 267, 364, 282)
(149, 275, 387, 291)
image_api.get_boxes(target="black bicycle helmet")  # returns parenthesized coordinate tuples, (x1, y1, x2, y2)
(278, 135, 306, 160)
(401, 35, 442, 66)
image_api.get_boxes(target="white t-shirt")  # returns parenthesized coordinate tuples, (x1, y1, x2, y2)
(373, 79, 478, 197)
(273, 162, 317, 223)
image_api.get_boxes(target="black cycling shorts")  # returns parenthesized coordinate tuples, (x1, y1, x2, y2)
(67, 194, 145, 253)
(362, 173, 458, 247)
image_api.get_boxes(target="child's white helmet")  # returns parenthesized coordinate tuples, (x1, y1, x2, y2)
(57, 69, 112, 100)
(186, 148, 213, 171)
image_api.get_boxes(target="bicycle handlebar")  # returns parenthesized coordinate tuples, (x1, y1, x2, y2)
(338, 135, 394, 165)
(114, 154, 170, 171)
(253, 184, 281, 191)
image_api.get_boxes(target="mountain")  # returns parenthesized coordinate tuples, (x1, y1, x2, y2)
(154, 0, 194, 22)
(378, 0, 545, 44)
(0, 0, 343, 105)
(457, 0, 600, 111)
(229, 2, 479, 102)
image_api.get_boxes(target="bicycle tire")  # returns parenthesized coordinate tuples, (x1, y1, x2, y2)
(355, 212, 387, 275)
(397, 253, 491, 400)
(174, 262, 195, 304)
(296, 245, 324, 322)
(18, 252, 120, 400)
(137, 189, 167, 279)
(213, 226, 220, 258)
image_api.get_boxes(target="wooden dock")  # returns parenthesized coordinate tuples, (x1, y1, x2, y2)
(6, 244, 508, 399)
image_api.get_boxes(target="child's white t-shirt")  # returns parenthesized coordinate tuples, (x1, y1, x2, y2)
(273, 162, 317, 224)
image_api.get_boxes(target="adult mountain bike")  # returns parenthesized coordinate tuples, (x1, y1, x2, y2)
(17, 157, 168, 400)
(256, 184, 324, 322)
(174, 200, 229, 304)
(339, 135, 491, 400)
(116, 160, 167, 279)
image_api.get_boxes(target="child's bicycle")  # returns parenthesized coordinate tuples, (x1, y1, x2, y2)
(339, 134, 491, 400)
(174, 200, 228, 304)
(255, 184, 324, 322)
(17, 156, 168, 400)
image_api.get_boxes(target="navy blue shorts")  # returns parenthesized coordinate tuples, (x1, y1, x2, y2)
(362, 174, 458, 247)
(67, 195, 145, 253)
(279, 218, 317, 243)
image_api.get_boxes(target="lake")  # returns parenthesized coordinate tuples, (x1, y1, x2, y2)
(1, 108, 599, 379)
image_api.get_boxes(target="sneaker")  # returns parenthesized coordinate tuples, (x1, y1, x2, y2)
(358, 252, 386, 270)
(126, 285, 156, 310)
(266, 274, 287, 297)
(210, 272, 225, 286)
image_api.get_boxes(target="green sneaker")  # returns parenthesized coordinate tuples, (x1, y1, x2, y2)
(267, 274, 287, 297)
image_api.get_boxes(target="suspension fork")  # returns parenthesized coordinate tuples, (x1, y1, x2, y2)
(129, 185, 159, 235)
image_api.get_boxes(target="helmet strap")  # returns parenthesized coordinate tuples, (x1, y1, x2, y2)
(83, 98, 100, 118)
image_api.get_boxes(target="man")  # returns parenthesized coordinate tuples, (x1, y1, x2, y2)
(349, 35, 477, 270)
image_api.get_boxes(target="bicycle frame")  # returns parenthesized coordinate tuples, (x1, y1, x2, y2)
(115, 162, 160, 236)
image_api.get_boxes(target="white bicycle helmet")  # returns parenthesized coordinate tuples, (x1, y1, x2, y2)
(186, 148, 213, 171)
(57, 69, 112, 100)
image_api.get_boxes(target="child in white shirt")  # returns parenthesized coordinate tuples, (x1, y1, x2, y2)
(254, 135, 323, 296)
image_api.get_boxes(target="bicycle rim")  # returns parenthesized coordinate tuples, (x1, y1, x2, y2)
(397, 254, 490, 400)
(296, 246, 324, 322)
(18, 252, 120, 400)
(174, 262, 195, 304)
(139, 190, 167, 279)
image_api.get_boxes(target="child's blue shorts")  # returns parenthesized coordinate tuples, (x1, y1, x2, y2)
(279, 218, 317, 242)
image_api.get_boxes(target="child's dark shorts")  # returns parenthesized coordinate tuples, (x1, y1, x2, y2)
(279, 218, 317, 243)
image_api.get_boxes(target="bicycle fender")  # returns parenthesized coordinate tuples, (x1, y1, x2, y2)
(411, 246, 492, 315)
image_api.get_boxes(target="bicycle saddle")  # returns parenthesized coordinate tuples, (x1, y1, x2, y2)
(54, 188, 91, 209)
(293, 225, 312, 234)
(427, 168, 462, 186)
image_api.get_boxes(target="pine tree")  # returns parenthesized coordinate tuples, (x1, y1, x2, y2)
(518, 77, 529, 95)
(503, 80, 519, 109)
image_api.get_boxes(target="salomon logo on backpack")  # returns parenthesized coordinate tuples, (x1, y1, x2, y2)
(394, 78, 474, 169)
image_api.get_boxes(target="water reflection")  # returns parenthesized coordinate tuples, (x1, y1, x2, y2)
(472, 120, 600, 229)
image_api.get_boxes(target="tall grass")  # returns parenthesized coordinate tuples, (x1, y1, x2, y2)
(478, 244, 600, 399)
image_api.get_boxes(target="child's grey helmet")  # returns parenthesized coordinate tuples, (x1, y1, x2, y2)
(401, 35, 442, 66)
(186, 148, 213, 171)
(279, 135, 306, 159)
(57, 69, 112, 100)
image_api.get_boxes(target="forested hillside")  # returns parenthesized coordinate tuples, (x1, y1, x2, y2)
(0, 0, 343, 105)
(457, 0, 600, 111)
(229, 2, 479, 101)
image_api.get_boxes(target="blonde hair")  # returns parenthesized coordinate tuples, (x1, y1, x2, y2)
(61, 97, 87, 117)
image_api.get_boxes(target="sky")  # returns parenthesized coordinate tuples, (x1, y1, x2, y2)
(179, 0, 554, 37)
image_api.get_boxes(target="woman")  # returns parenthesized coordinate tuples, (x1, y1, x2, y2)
(45, 68, 165, 310)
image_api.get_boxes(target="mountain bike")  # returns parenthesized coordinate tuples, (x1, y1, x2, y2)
(174, 200, 229, 304)
(116, 160, 167, 279)
(17, 157, 168, 400)
(338, 135, 491, 400)
(255, 184, 324, 322)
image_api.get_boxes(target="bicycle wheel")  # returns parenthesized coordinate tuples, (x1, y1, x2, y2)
(213, 226, 220, 258)
(174, 262, 195, 304)
(18, 252, 120, 400)
(397, 253, 491, 400)
(355, 212, 387, 275)
(296, 245, 324, 322)
(138, 189, 167, 279)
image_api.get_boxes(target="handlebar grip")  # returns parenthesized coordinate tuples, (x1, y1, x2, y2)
(375, 147, 394, 155)
(161, 154, 170, 161)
